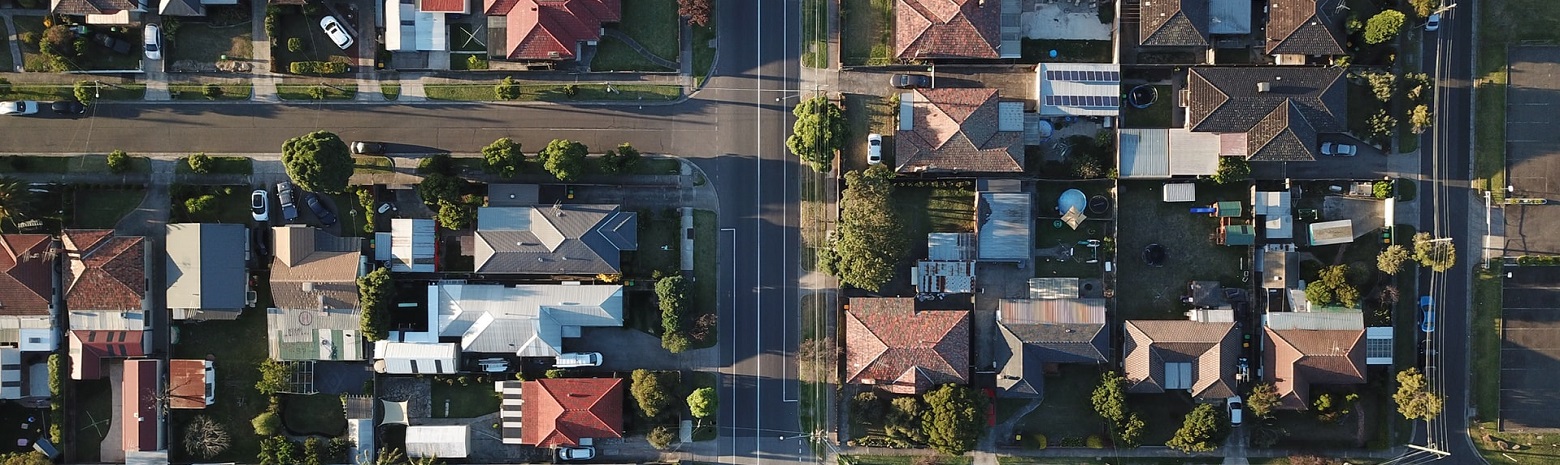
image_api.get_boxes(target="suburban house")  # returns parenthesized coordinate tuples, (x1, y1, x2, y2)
(166, 223, 250, 320)
(912, 233, 976, 294)
(993, 290, 1109, 397)
(412, 282, 624, 357)
(894, 0, 1018, 60)
(473, 205, 637, 275)
(63, 230, 146, 314)
(371, 341, 459, 374)
(513, 378, 624, 447)
(1262, 311, 1370, 410)
(405, 425, 469, 459)
(157, 0, 237, 17)
(1136, 0, 1251, 48)
(0, 234, 58, 352)
(68, 330, 146, 380)
(51, 0, 141, 24)
(896, 88, 1025, 174)
(168, 359, 214, 409)
(1265, 0, 1346, 64)
(484, 0, 621, 62)
(1122, 320, 1239, 402)
(267, 225, 364, 362)
(386, 0, 462, 52)
(1185, 66, 1347, 162)
(121, 359, 163, 456)
(375, 218, 437, 272)
(845, 297, 970, 395)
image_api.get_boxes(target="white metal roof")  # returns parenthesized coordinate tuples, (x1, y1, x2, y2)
(1168, 130, 1220, 176)
(1365, 327, 1393, 365)
(1266, 311, 1364, 330)
(348, 419, 374, 465)
(1037, 63, 1122, 116)
(1255, 191, 1294, 239)
(372, 341, 458, 374)
(405, 425, 469, 459)
(927, 233, 976, 261)
(1163, 183, 1197, 203)
(1308, 220, 1355, 246)
(430, 282, 624, 356)
(998, 102, 1025, 131)
(1118, 129, 1221, 178)
(386, 0, 449, 52)
(0, 348, 20, 399)
(899, 92, 916, 131)
(391, 219, 437, 272)
(1028, 278, 1080, 299)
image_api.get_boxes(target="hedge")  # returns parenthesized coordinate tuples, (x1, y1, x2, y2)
(289, 61, 348, 75)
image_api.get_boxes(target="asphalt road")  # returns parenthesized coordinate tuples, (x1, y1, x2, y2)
(1414, 4, 1478, 461)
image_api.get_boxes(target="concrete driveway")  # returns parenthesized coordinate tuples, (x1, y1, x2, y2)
(1250, 137, 1394, 180)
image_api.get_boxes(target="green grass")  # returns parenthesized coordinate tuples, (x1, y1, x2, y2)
(624, 207, 681, 277)
(273, 13, 351, 73)
(0, 154, 150, 174)
(381, 82, 401, 100)
(1130, 391, 1197, 445)
(176, 156, 254, 175)
(591, 36, 674, 72)
(691, 210, 717, 348)
(1121, 85, 1173, 128)
(802, 0, 826, 68)
(425, 83, 682, 102)
(170, 22, 254, 62)
(281, 394, 346, 436)
(1, 83, 146, 101)
(1472, 420, 1560, 465)
(842, 93, 895, 173)
(1114, 180, 1248, 320)
(14, 16, 46, 72)
(71, 378, 112, 462)
(1012, 365, 1105, 443)
(170, 83, 253, 100)
(799, 382, 821, 447)
(276, 84, 357, 100)
(691, 371, 718, 441)
(692, 23, 716, 86)
(1471, 262, 1502, 422)
(1347, 82, 1388, 147)
(71, 188, 147, 228)
(170, 301, 270, 462)
(429, 378, 501, 418)
(841, 0, 893, 65)
(327, 192, 371, 237)
(894, 184, 976, 236)
(1021, 39, 1113, 63)
(614, 0, 679, 61)
(0, 21, 11, 71)
(1395, 178, 1418, 202)
(172, 185, 252, 224)
(76, 34, 144, 70)
(843, 456, 972, 465)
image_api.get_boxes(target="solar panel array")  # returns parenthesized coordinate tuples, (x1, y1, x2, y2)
(1045, 70, 1121, 82)
(1043, 95, 1120, 107)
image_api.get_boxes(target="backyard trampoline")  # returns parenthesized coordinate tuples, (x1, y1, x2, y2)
(1129, 85, 1158, 109)
(1143, 244, 1166, 267)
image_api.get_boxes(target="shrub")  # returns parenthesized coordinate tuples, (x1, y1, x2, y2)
(203, 83, 223, 99)
(647, 425, 677, 450)
(307, 85, 328, 100)
(495, 76, 521, 100)
(18, 32, 37, 48)
(107, 150, 130, 173)
(466, 54, 488, 70)
(1086, 434, 1103, 448)
(1365, 10, 1406, 44)
(288, 61, 349, 75)
(187, 153, 212, 173)
(185, 194, 218, 217)
(251, 411, 281, 436)
(74, 81, 95, 105)
(1410, 104, 1432, 134)
(852, 391, 885, 423)
(417, 154, 454, 175)
(41, 25, 72, 56)
(1373, 180, 1393, 199)
(563, 84, 579, 97)
(264, 13, 279, 41)
(72, 37, 87, 56)
(287, 37, 303, 53)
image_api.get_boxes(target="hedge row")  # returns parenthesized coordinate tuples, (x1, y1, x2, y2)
(289, 61, 348, 75)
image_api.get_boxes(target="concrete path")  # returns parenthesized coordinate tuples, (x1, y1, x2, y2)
(252, 75, 279, 103)
(99, 363, 124, 463)
(143, 71, 170, 101)
(356, 76, 383, 102)
(601, 29, 679, 71)
(399, 75, 427, 101)
(2, 14, 21, 73)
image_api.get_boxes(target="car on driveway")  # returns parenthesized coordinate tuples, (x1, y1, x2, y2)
(554, 352, 602, 368)
(302, 192, 338, 226)
(276, 182, 300, 221)
(890, 73, 932, 89)
(867, 133, 883, 165)
(556, 446, 595, 461)
(351, 141, 387, 154)
(1321, 142, 1357, 157)
(251, 190, 269, 222)
(0, 101, 39, 116)
(143, 24, 162, 60)
(319, 16, 354, 50)
(1227, 396, 1244, 426)
(50, 101, 86, 115)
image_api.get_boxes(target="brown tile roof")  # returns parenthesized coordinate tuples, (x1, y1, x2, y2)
(1263, 327, 1366, 409)
(0, 235, 55, 316)
(1122, 320, 1238, 401)
(122, 359, 160, 452)
(485, 0, 621, 60)
(270, 226, 361, 311)
(68, 330, 144, 380)
(169, 359, 208, 410)
(896, 88, 1024, 173)
(1185, 67, 1347, 161)
(51, 0, 136, 16)
(1139, 0, 1209, 46)
(1265, 0, 1345, 56)
(895, 0, 1002, 59)
(845, 297, 970, 395)
(521, 378, 624, 447)
(62, 230, 144, 312)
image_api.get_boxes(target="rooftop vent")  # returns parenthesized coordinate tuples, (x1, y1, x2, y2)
(1256, 82, 1272, 93)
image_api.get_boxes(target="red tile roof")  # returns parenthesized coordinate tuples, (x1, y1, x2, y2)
(895, 0, 1002, 59)
(895, 88, 1024, 173)
(845, 297, 970, 395)
(169, 359, 208, 410)
(69, 330, 145, 380)
(419, 0, 466, 12)
(62, 230, 144, 311)
(122, 359, 160, 452)
(521, 378, 624, 447)
(485, 0, 621, 60)
(1263, 327, 1366, 410)
(0, 235, 55, 316)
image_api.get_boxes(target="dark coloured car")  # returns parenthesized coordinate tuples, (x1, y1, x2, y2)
(275, 181, 299, 221)
(302, 192, 337, 226)
(890, 73, 932, 89)
(50, 101, 86, 115)
(351, 141, 387, 154)
(251, 225, 271, 261)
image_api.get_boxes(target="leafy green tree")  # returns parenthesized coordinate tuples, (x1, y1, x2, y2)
(1410, 104, 1432, 134)
(920, 384, 982, 455)
(481, 137, 523, 178)
(185, 194, 218, 218)
(107, 150, 130, 173)
(1362, 71, 1395, 102)
(630, 369, 676, 418)
(251, 411, 281, 436)
(833, 164, 905, 291)
(282, 131, 353, 194)
(1247, 383, 1281, 419)
(688, 387, 717, 419)
(435, 196, 480, 230)
(1212, 157, 1249, 184)
(1409, 0, 1436, 18)
(1394, 367, 1442, 420)
(647, 425, 678, 450)
(1166, 403, 1220, 453)
(416, 173, 467, 205)
(187, 152, 212, 173)
(302, 436, 323, 465)
(786, 96, 847, 172)
(1305, 264, 1359, 308)
(1091, 371, 1127, 424)
(1411, 232, 1456, 272)
(1117, 412, 1145, 448)
(357, 267, 393, 341)
(73, 80, 94, 104)
(538, 139, 589, 181)
(852, 391, 885, 423)
(1365, 10, 1405, 44)
(255, 359, 292, 396)
(1378, 244, 1411, 275)
(600, 143, 642, 174)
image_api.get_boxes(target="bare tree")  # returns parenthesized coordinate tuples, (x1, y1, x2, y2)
(183, 415, 231, 459)
(796, 337, 839, 383)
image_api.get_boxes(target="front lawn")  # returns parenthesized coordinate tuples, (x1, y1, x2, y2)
(841, 0, 893, 65)
(272, 13, 351, 73)
(429, 378, 500, 418)
(71, 187, 147, 228)
(327, 192, 371, 237)
(841, 93, 895, 173)
(13, 16, 46, 72)
(281, 394, 346, 436)
(170, 22, 254, 62)
(176, 156, 253, 174)
(623, 207, 680, 278)
(276, 84, 357, 100)
(691, 210, 717, 348)
(592, 36, 674, 72)
(692, 23, 715, 85)
(614, 0, 679, 62)
(170, 185, 251, 224)
(1129, 391, 1196, 445)
(1011, 365, 1105, 445)
(1346, 81, 1388, 149)
(170, 304, 271, 462)
(1471, 262, 1502, 422)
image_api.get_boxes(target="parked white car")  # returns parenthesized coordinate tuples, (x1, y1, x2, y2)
(1228, 396, 1244, 426)
(143, 24, 162, 60)
(554, 352, 602, 368)
(867, 133, 883, 165)
(319, 16, 354, 50)
(0, 101, 39, 116)
(250, 189, 269, 222)
(557, 446, 595, 461)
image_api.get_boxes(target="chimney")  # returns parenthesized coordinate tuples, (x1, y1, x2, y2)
(302, 282, 314, 293)
(1256, 82, 1272, 93)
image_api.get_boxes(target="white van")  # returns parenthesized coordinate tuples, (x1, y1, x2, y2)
(554, 352, 602, 368)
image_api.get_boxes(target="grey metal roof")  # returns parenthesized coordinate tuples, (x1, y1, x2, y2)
(1208, 0, 1251, 34)
(159, 0, 204, 16)
(1266, 311, 1364, 330)
(976, 192, 1031, 261)
(165, 223, 247, 311)
(474, 205, 637, 274)
(1186, 67, 1347, 161)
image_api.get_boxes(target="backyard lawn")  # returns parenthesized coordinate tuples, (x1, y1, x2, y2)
(1114, 180, 1248, 320)
(170, 22, 254, 62)
(1120, 85, 1173, 128)
(1033, 180, 1113, 278)
(281, 394, 346, 436)
(429, 379, 500, 418)
(169, 299, 270, 462)
(71, 187, 147, 229)
(1009, 365, 1105, 445)
(71, 378, 112, 462)
(841, 0, 893, 65)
